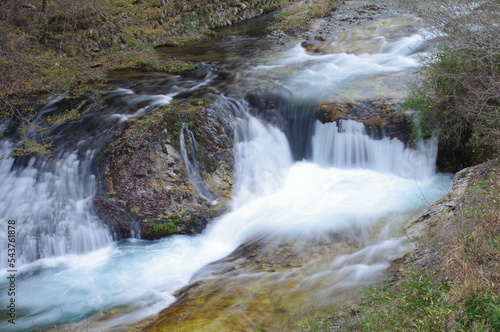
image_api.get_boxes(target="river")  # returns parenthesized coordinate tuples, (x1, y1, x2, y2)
(0, 4, 452, 331)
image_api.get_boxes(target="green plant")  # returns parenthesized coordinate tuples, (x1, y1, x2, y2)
(151, 221, 177, 234)
(400, 0, 500, 170)
(458, 294, 500, 330)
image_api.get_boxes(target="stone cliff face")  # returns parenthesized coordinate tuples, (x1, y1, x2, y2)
(96, 96, 234, 239)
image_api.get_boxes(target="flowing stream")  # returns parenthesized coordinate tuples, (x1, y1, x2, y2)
(0, 11, 451, 332)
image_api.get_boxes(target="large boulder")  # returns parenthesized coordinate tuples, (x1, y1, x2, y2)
(96, 99, 234, 239)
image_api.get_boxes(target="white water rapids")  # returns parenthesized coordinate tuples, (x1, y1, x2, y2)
(0, 19, 451, 331)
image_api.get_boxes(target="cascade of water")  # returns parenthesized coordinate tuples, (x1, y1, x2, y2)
(179, 123, 218, 204)
(230, 108, 294, 209)
(0, 142, 113, 268)
(204, 116, 447, 244)
(0, 68, 219, 269)
(312, 119, 438, 180)
(0, 19, 453, 332)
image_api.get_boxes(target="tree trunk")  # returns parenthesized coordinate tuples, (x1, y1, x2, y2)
(41, 0, 47, 12)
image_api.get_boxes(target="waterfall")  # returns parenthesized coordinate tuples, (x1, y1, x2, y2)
(0, 142, 113, 268)
(204, 113, 447, 245)
(230, 110, 293, 208)
(0, 67, 218, 269)
(179, 123, 218, 204)
(312, 119, 438, 180)
(0, 17, 453, 332)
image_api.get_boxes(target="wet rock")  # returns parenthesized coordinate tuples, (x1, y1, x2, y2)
(318, 100, 411, 142)
(99, 99, 234, 239)
(93, 199, 137, 239)
(143, 235, 363, 331)
(403, 159, 498, 274)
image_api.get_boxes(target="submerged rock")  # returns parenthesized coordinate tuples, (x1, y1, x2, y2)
(141, 234, 364, 331)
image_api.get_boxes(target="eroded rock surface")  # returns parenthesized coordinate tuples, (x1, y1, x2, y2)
(401, 159, 498, 273)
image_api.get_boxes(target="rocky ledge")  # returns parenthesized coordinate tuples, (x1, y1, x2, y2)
(319, 99, 412, 142)
(402, 158, 498, 272)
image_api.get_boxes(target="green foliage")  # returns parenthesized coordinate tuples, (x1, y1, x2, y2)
(291, 271, 499, 332)
(404, 46, 473, 144)
(349, 269, 455, 332)
(143, 215, 195, 239)
(459, 294, 500, 331)
(401, 0, 500, 168)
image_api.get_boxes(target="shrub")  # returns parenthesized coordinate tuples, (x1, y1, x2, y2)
(401, 0, 500, 170)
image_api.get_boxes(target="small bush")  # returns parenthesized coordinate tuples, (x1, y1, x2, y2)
(401, 0, 500, 170)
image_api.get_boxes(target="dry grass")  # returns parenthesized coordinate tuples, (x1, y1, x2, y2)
(410, 158, 500, 329)
(443, 162, 500, 300)
(270, 0, 339, 32)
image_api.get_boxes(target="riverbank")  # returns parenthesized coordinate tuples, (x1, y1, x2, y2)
(0, 0, 339, 157)
(0, 0, 293, 102)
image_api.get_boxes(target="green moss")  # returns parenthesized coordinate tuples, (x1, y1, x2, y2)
(151, 221, 177, 235)
(153, 61, 199, 74)
(144, 216, 183, 239)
